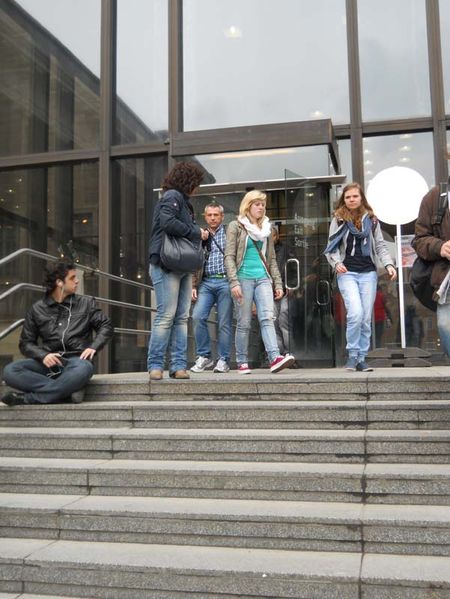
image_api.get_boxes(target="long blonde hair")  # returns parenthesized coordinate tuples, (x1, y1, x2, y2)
(239, 190, 267, 228)
(334, 182, 374, 230)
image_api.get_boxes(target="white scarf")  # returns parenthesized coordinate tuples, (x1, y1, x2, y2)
(238, 216, 271, 241)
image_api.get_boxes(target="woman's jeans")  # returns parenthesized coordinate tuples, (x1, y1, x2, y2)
(234, 277, 279, 365)
(3, 357, 94, 404)
(437, 298, 450, 356)
(337, 270, 377, 359)
(147, 264, 192, 372)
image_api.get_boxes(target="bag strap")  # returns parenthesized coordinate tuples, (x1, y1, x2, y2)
(208, 230, 225, 255)
(432, 181, 448, 226)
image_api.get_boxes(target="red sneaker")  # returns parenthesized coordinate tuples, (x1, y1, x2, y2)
(270, 354, 295, 373)
(237, 363, 252, 374)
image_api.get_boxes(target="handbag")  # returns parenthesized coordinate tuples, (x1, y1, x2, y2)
(160, 233, 205, 273)
(410, 257, 436, 312)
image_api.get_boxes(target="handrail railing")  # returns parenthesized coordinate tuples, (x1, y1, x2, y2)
(0, 248, 153, 291)
(0, 319, 25, 341)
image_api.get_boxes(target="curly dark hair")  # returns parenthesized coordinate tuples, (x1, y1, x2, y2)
(161, 161, 204, 195)
(44, 260, 76, 294)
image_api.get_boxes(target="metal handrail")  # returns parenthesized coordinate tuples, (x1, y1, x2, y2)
(0, 283, 45, 302)
(0, 319, 25, 341)
(0, 248, 153, 292)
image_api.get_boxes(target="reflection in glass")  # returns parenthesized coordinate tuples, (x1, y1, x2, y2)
(358, 0, 430, 121)
(115, 0, 168, 144)
(0, 0, 101, 156)
(183, 146, 332, 185)
(183, 0, 349, 130)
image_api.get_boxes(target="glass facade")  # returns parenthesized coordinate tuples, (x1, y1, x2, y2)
(183, 0, 349, 130)
(1, 0, 450, 371)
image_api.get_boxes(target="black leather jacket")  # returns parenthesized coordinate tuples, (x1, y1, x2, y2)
(19, 294, 113, 361)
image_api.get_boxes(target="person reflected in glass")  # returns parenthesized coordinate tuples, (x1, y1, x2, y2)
(147, 162, 209, 381)
(324, 183, 397, 371)
(224, 190, 295, 374)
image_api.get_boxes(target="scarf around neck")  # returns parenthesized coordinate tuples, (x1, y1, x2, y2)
(238, 216, 271, 241)
(324, 214, 373, 257)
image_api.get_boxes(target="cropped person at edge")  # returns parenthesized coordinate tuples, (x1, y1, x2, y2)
(324, 182, 396, 372)
(147, 161, 209, 381)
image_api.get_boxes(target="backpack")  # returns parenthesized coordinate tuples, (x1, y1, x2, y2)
(410, 183, 448, 312)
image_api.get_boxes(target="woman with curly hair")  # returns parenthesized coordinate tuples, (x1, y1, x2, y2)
(324, 182, 396, 371)
(147, 162, 208, 380)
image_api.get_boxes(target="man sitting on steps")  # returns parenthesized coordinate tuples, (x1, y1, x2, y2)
(1, 260, 113, 406)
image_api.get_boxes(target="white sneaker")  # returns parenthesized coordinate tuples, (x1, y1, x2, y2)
(190, 356, 214, 373)
(214, 358, 230, 373)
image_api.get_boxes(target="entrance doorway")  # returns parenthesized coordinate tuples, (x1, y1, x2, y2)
(193, 174, 345, 368)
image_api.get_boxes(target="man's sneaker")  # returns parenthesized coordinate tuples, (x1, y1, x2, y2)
(1, 392, 26, 407)
(214, 358, 230, 373)
(356, 360, 374, 372)
(71, 388, 86, 404)
(190, 356, 214, 373)
(270, 353, 295, 373)
(344, 356, 359, 371)
(237, 363, 252, 374)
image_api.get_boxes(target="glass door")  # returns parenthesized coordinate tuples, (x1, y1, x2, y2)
(282, 169, 335, 367)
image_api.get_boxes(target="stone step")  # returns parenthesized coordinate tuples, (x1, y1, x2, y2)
(66, 368, 450, 401)
(0, 427, 449, 463)
(1, 400, 449, 430)
(0, 457, 449, 504)
(1, 538, 450, 598)
(1, 493, 449, 556)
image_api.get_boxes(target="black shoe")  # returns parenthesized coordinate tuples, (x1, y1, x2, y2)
(1, 392, 26, 407)
(71, 389, 85, 404)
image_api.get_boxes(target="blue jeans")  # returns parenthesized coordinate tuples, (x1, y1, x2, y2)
(437, 299, 450, 356)
(147, 263, 192, 372)
(192, 277, 233, 361)
(234, 278, 279, 365)
(337, 270, 377, 359)
(3, 357, 94, 404)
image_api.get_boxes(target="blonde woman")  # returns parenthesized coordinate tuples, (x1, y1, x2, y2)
(225, 190, 295, 374)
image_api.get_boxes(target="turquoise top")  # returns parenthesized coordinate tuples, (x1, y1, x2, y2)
(238, 239, 267, 279)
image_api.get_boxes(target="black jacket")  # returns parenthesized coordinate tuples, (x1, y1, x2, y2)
(149, 189, 201, 266)
(19, 294, 113, 361)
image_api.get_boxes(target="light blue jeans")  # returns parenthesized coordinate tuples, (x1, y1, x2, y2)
(147, 264, 192, 373)
(192, 277, 233, 361)
(437, 298, 450, 356)
(234, 277, 279, 365)
(337, 270, 377, 360)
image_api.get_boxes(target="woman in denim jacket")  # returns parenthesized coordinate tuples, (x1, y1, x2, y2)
(324, 183, 396, 371)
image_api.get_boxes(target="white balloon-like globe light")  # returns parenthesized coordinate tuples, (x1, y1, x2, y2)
(366, 166, 429, 225)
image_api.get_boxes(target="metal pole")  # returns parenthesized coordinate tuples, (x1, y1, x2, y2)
(396, 223, 406, 348)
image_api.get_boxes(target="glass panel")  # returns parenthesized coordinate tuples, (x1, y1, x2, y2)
(337, 139, 352, 182)
(439, 0, 450, 115)
(183, 0, 349, 130)
(115, 0, 168, 144)
(283, 171, 335, 367)
(358, 0, 430, 121)
(0, 0, 101, 156)
(0, 162, 99, 362)
(182, 146, 332, 185)
(363, 132, 434, 189)
(111, 156, 167, 373)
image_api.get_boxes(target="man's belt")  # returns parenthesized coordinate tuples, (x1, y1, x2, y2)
(204, 273, 227, 278)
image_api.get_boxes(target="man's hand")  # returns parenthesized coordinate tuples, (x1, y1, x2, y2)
(43, 353, 63, 368)
(274, 289, 284, 301)
(440, 240, 450, 260)
(192, 288, 198, 302)
(80, 348, 96, 361)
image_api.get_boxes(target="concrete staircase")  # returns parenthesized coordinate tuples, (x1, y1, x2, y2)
(0, 368, 449, 598)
